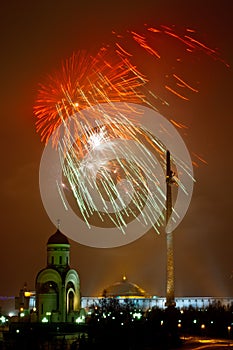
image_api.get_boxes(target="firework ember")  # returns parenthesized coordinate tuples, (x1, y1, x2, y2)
(114, 24, 228, 108)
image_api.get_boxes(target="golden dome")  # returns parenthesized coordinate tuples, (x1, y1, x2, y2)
(103, 276, 146, 298)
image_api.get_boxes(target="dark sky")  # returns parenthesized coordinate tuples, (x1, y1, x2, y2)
(0, 0, 233, 298)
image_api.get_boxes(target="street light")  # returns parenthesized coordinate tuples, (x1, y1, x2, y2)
(228, 326, 231, 342)
(46, 311, 52, 322)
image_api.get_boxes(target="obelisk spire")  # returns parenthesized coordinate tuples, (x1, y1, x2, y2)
(165, 150, 176, 307)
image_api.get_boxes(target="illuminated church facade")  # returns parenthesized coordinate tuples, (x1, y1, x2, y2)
(35, 229, 81, 322)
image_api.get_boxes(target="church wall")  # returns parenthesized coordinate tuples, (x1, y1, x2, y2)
(38, 293, 57, 320)
(47, 244, 70, 266)
(65, 270, 81, 313)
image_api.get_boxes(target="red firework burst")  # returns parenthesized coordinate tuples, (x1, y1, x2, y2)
(33, 49, 147, 145)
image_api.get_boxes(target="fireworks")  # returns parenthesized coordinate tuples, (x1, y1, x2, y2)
(36, 24, 218, 243)
(39, 101, 194, 246)
(114, 24, 228, 108)
(58, 110, 167, 233)
(34, 49, 147, 145)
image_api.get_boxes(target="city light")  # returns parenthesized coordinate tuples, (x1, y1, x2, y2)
(0, 316, 7, 324)
(75, 315, 85, 324)
(132, 312, 142, 320)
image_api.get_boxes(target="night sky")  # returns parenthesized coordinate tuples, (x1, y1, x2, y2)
(1, 0, 233, 298)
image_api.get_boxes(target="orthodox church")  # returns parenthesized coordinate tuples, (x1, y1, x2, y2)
(35, 229, 81, 322)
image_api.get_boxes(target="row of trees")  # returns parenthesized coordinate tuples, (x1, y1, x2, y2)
(82, 299, 233, 349)
(1, 299, 232, 349)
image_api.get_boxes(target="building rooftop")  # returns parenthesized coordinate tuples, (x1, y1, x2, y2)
(47, 229, 70, 245)
(103, 276, 146, 298)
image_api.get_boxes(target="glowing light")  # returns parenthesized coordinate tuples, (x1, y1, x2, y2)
(86, 126, 108, 150)
(76, 315, 85, 324)
(0, 316, 7, 323)
(133, 312, 142, 320)
(24, 291, 35, 297)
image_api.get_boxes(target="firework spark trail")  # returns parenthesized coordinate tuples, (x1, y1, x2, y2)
(192, 152, 208, 165)
(170, 119, 188, 130)
(165, 85, 190, 100)
(172, 74, 199, 93)
(131, 31, 161, 59)
(56, 180, 68, 211)
(113, 24, 228, 107)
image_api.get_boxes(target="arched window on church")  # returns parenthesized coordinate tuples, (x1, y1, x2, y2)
(68, 291, 74, 313)
(39, 281, 59, 311)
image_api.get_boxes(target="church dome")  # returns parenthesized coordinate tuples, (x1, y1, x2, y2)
(103, 276, 146, 298)
(47, 229, 70, 245)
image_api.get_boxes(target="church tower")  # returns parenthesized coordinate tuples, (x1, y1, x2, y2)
(35, 229, 80, 322)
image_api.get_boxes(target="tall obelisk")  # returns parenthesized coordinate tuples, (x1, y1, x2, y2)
(165, 150, 176, 307)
